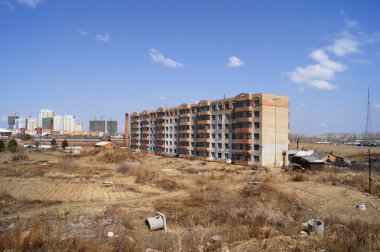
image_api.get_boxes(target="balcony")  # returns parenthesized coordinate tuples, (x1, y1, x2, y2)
(234, 117, 253, 123)
(179, 138, 190, 142)
(179, 121, 191, 126)
(233, 128, 252, 134)
(178, 129, 191, 134)
(156, 130, 165, 134)
(156, 137, 165, 141)
(195, 147, 211, 152)
(197, 120, 211, 125)
(234, 106, 254, 112)
(131, 136, 140, 141)
(197, 129, 211, 134)
(232, 149, 253, 155)
(198, 110, 211, 116)
(179, 113, 192, 118)
(179, 146, 191, 150)
(142, 143, 150, 147)
(233, 139, 253, 144)
(197, 138, 210, 143)
(155, 151, 165, 156)
(156, 122, 165, 127)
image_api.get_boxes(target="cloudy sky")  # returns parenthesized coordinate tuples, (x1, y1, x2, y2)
(0, 0, 379, 134)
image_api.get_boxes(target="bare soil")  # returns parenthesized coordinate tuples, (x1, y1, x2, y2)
(0, 147, 379, 251)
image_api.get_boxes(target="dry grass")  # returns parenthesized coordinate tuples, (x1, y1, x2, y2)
(116, 161, 179, 191)
(97, 149, 144, 163)
(308, 170, 380, 197)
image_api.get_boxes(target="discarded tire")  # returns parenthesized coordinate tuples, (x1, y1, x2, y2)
(307, 219, 324, 235)
(145, 212, 167, 231)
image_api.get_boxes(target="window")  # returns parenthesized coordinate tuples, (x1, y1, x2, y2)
(225, 153, 229, 158)
(254, 133, 259, 140)
(218, 143, 222, 148)
(254, 98, 260, 106)
(254, 155, 260, 162)
(212, 115, 216, 120)
(218, 134, 222, 139)
(218, 124, 222, 129)
(218, 115, 222, 120)
(254, 111, 260, 117)
(212, 143, 215, 148)
(225, 134, 229, 139)
(254, 122, 260, 129)
(225, 143, 229, 149)
(212, 124, 216, 129)
(211, 152, 215, 157)
(254, 144, 260, 151)
(212, 134, 215, 139)
(218, 153, 222, 158)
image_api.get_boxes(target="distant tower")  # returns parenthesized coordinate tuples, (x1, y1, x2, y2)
(365, 87, 373, 134)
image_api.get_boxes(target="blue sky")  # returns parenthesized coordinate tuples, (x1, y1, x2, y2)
(0, 0, 379, 135)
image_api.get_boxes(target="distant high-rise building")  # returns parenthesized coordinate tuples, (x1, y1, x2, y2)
(14, 117, 26, 129)
(53, 115, 64, 132)
(107, 120, 118, 136)
(7, 115, 19, 129)
(42, 117, 54, 130)
(75, 122, 83, 131)
(63, 115, 76, 131)
(39, 109, 54, 127)
(89, 120, 106, 132)
(26, 118, 38, 130)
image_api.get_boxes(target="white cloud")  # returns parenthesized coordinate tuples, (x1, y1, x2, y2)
(319, 122, 328, 128)
(227, 56, 244, 67)
(159, 96, 166, 101)
(96, 33, 110, 42)
(1, 1, 14, 10)
(78, 29, 89, 36)
(149, 48, 184, 68)
(17, 0, 42, 8)
(345, 19, 358, 29)
(1, 115, 7, 122)
(289, 49, 344, 90)
(375, 104, 380, 109)
(327, 31, 359, 56)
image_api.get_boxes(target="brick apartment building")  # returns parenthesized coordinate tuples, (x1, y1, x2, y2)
(127, 93, 289, 167)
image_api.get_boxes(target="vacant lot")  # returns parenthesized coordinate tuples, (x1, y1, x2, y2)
(0, 147, 379, 251)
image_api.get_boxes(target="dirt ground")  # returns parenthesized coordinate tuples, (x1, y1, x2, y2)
(0, 147, 379, 251)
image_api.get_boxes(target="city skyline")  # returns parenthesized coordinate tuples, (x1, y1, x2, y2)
(1, 1, 380, 135)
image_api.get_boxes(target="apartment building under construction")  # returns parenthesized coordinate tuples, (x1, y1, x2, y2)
(126, 93, 289, 167)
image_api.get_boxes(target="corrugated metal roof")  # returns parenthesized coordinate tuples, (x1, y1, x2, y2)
(95, 141, 112, 146)
(294, 150, 315, 157)
(0, 128, 11, 133)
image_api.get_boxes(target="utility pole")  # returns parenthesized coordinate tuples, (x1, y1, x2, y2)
(369, 149, 372, 194)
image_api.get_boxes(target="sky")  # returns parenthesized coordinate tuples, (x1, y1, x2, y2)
(0, 0, 379, 135)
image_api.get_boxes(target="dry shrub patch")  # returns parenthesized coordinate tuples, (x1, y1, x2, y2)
(117, 162, 179, 191)
(153, 174, 314, 251)
(98, 149, 144, 163)
(320, 218, 380, 252)
(310, 170, 380, 197)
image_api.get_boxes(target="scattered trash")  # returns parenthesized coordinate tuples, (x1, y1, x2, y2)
(103, 181, 113, 186)
(107, 231, 114, 237)
(145, 212, 167, 231)
(307, 219, 324, 235)
(197, 172, 203, 176)
(356, 204, 366, 211)
(299, 231, 308, 237)
(225, 159, 232, 164)
(212, 235, 223, 241)
(146, 249, 159, 252)
(8, 223, 15, 229)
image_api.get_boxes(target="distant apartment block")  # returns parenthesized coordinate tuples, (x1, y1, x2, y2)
(7, 115, 19, 129)
(75, 122, 83, 132)
(39, 109, 54, 128)
(42, 117, 54, 130)
(89, 120, 106, 132)
(128, 93, 289, 167)
(107, 120, 118, 136)
(26, 118, 38, 131)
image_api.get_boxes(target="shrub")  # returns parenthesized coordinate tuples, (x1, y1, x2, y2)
(7, 139, 17, 153)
